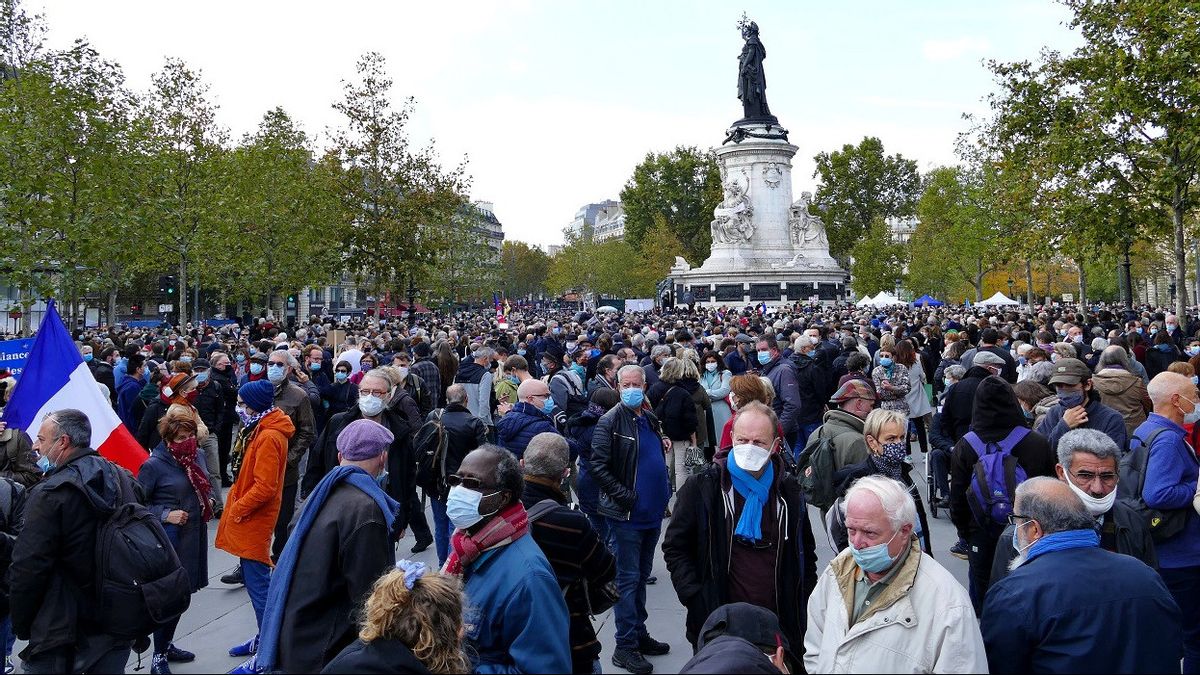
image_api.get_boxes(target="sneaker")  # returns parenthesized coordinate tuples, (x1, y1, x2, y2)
(646, 575, 657, 585)
(638, 635, 671, 656)
(150, 654, 170, 675)
(612, 648, 653, 674)
(165, 644, 195, 662)
(4, 657, 13, 675)
(221, 564, 244, 586)
(410, 538, 433, 554)
(950, 540, 969, 560)
(228, 635, 259, 658)
(229, 657, 258, 675)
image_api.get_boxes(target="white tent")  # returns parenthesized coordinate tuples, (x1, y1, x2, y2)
(873, 291, 903, 306)
(856, 294, 878, 306)
(981, 292, 1019, 306)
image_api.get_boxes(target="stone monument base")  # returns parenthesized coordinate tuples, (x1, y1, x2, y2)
(670, 259, 848, 308)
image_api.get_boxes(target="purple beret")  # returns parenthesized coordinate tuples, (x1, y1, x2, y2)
(337, 419, 394, 461)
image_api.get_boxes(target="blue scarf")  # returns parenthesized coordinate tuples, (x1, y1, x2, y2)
(726, 457, 774, 542)
(1024, 528, 1099, 564)
(255, 465, 402, 672)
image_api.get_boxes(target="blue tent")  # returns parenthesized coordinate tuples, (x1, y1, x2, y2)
(911, 294, 944, 307)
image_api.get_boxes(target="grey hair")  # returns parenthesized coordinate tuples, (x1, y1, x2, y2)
(1056, 428, 1120, 471)
(945, 365, 966, 381)
(841, 475, 917, 533)
(1014, 476, 1095, 534)
(1096, 344, 1134, 372)
(616, 364, 645, 385)
(659, 357, 685, 383)
(793, 335, 817, 350)
(522, 433, 570, 479)
(445, 383, 468, 405)
(1148, 371, 1193, 406)
(650, 344, 671, 360)
(472, 346, 495, 361)
(473, 444, 524, 504)
(45, 409, 92, 450)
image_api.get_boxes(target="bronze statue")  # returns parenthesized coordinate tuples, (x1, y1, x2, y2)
(736, 18, 774, 122)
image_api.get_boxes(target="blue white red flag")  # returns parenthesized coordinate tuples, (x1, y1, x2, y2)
(2, 301, 147, 474)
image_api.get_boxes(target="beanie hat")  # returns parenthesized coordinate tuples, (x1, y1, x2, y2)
(337, 419, 394, 461)
(239, 379, 275, 413)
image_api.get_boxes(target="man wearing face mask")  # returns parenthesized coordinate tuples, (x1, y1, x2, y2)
(191, 358, 226, 517)
(591, 365, 672, 674)
(755, 338, 802, 450)
(443, 445, 572, 673)
(1035, 358, 1128, 455)
(664, 402, 817, 655)
(266, 349, 316, 563)
(990, 428, 1155, 582)
(208, 352, 240, 487)
(981, 477, 1180, 674)
(520, 433, 616, 675)
(496, 379, 564, 459)
(239, 352, 269, 386)
(249, 419, 404, 675)
(805, 475, 986, 673)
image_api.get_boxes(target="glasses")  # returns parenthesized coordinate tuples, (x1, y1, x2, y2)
(446, 474, 493, 491)
(1070, 469, 1118, 486)
(1007, 513, 1033, 526)
(359, 389, 389, 397)
(528, 392, 550, 399)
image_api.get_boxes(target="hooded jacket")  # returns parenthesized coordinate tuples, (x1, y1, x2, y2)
(9, 452, 133, 661)
(949, 376, 1056, 538)
(940, 365, 994, 443)
(1093, 367, 1152, 438)
(496, 402, 558, 458)
(215, 409, 295, 565)
(454, 360, 495, 425)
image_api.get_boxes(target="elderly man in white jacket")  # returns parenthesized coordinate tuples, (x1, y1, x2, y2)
(805, 475, 987, 673)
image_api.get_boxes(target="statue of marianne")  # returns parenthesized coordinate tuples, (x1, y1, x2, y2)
(737, 19, 771, 120)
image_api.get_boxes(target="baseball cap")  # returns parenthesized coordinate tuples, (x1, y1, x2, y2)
(1048, 358, 1091, 386)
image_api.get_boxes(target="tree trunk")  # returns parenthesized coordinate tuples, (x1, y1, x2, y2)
(107, 288, 118, 327)
(178, 257, 188, 327)
(1025, 258, 1035, 307)
(975, 258, 984, 302)
(1077, 260, 1087, 308)
(1175, 192, 1189, 319)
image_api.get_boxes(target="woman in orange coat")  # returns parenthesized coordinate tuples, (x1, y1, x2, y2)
(215, 380, 294, 660)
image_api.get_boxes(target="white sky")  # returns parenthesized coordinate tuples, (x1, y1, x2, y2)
(39, 1, 1081, 247)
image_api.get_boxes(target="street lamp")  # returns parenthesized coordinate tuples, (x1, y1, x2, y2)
(1007, 277, 1014, 299)
(893, 278, 902, 302)
(406, 275, 418, 327)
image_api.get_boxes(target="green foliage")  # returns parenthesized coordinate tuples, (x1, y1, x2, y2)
(812, 137, 920, 262)
(849, 217, 907, 298)
(545, 219, 680, 301)
(426, 205, 500, 304)
(907, 166, 1004, 302)
(500, 240, 549, 299)
(620, 146, 721, 265)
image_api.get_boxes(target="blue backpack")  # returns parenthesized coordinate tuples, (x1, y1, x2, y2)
(965, 426, 1030, 527)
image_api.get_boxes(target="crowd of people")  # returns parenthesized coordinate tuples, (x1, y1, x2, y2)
(0, 300, 1197, 673)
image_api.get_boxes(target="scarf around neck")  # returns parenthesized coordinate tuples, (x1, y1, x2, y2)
(1025, 528, 1099, 565)
(443, 501, 529, 577)
(168, 437, 213, 522)
(726, 455, 774, 542)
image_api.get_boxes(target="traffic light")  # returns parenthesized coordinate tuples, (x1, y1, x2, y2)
(157, 275, 176, 295)
(130, 303, 143, 316)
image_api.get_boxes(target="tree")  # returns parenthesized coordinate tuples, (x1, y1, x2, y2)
(620, 146, 721, 264)
(812, 136, 921, 262)
(329, 52, 468, 309)
(426, 204, 500, 305)
(499, 240, 549, 299)
(849, 217, 907, 297)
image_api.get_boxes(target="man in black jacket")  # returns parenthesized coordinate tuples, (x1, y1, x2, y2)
(416, 384, 488, 566)
(590, 365, 672, 674)
(791, 335, 833, 449)
(940, 352, 1004, 443)
(208, 352, 239, 486)
(664, 402, 818, 653)
(520, 433, 616, 675)
(192, 358, 226, 515)
(9, 410, 135, 673)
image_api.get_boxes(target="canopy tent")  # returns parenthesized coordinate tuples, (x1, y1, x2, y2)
(873, 291, 903, 306)
(596, 305, 619, 313)
(980, 292, 1019, 306)
(911, 294, 944, 307)
(856, 294, 877, 306)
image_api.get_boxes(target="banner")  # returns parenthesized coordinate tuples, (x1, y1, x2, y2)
(0, 338, 34, 379)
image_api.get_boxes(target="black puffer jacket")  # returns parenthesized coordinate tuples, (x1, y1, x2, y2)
(655, 381, 699, 442)
(940, 365, 993, 443)
(589, 404, 667, 520)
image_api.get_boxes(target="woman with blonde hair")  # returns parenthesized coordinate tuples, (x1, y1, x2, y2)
(323, 561, 468, 674)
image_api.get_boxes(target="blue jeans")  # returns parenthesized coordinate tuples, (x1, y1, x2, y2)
(585, 511, 612, 551)
(1161, 565, 1200, 673)
(609, 522, 659, 650)
(0, 616, 13, 656)
(430, 498, 455, 566)
(798, 421, 821, 455)
(241, 558, 271, 631)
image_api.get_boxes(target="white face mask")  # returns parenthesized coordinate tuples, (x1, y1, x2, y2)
(705, 362, 718, 373)
(398, 366, 410, 380)
(1065, 475, 1117, 517)
(731, 443, 771, 472)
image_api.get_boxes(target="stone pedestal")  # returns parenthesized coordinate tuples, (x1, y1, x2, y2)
(672, 122, 848, 307)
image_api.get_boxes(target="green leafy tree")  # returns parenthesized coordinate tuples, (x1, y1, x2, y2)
(849, 217, 907, 298)
(427, 204, 500, 305)
(620, 146, 721, 264)
(812, 136, 921, 263)
(500, 240, 549, 299)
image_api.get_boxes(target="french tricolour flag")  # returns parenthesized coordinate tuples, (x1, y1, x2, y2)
(2, 300, 147, 475)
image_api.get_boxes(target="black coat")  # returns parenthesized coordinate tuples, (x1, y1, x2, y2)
(423, 404, 489, 501)
(322, 638, 431, 675)
(662, 455, 817, 650)
(278, 482, 396, 673)
(655, 382, 699, 441)
(136, 398, 169, 451)
(209, 365, 240, 427)
(1146, 344, 1184, 380)
(792, 354, 832, 426)
(589, 404, 667, 520)
(940, 366, 993, 443)
(320, 380, 360, 422)
(137, 445, 209, 592)
(194, 381, 224, 432)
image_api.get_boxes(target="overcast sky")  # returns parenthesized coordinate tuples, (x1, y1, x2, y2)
(39, 1, 1081, 247)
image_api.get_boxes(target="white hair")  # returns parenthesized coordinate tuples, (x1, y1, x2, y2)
(1148, 371, 1192, 406)
(793, 335, 817, 350)
(841, 475, 917, 533)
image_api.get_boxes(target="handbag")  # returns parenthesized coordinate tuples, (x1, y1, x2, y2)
(578, 577, 620, 615)
(683, 444, 707, 473)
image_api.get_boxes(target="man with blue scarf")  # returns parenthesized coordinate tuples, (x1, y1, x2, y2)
(240, 418, 402, 674)
(982, 477, 1181, 674)
(664, 401, 817, 653)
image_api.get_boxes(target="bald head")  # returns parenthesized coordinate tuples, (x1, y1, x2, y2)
(1014, 476, 1094, 536)
(1148, 371, 1198, 426)
(517, 378, 551, 405)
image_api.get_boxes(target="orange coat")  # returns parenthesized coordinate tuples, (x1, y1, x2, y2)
(215, 409, 295, 565)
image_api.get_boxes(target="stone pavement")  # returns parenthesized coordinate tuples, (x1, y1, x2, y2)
(12, 450, 971, 674)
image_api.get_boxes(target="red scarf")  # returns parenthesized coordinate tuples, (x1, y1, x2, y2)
(169, 437, 214, 522)
(443, 502, 528, 577)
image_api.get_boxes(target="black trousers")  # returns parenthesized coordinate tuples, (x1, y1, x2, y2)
(407, 489, 432, 542)
(272, 482, 298, 562)
(217, 417, 235, 482)
(967, 526, 1002, 616)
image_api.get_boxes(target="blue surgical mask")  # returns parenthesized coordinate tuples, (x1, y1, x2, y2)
(541, 397, 556, 415)
(236, 354, 246, 363)
(943, 378, 953, 389)
(757, 350, 771, 365)
(83, 353, 93, 362)
(1058, 391, 1085, 408)
(334, 372, 349, 384)
(1188, 347, 1200, 357)
(850, 531, 901, 574)
(621, 387, 644, 408)
(36, 454, 54, 474)
(879, 357, 893, 368)
(249, 363, 264, 375)
(195, 371, 209, 384)
(446, 485, 486, 529)
(309, 362, 321, 371)
(267, 364, 287, 384)
(508, 375, 519, 386)
(517, 349, 527, 356)
(589, 348, 601, 359)
(179, 356, 192, 364)
(1012, 520, 1034, 556)
(1182, 397, 1200, 425)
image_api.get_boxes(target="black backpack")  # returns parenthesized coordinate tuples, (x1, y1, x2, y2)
(91, 465, 192, 641)
(1120, 427, 1193, 542)
(796, 427, 838, 510)
(552, 372, 589, 417)
(414, 409, 449, 494)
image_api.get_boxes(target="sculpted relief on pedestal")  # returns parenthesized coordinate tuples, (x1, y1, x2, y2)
(711, 174, 755, 244)
(790, 191, 829, 249)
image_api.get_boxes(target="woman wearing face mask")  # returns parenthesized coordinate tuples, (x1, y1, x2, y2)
(321, 361, 360, 422)
(827, 409, 931, 554)
(1146, 330, 1184, 381)
(1012, 380, 1056, 431)
(239, 353, 269, 386)
(700, 351, 733, 448)
(137, 408, 214, 674)
(137, 373, 203, 452)
(871, 348, 911, 417)
(351, 356, 378, 386)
